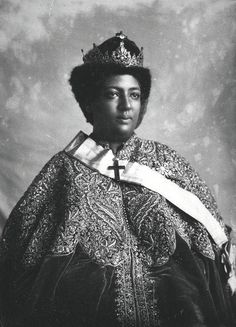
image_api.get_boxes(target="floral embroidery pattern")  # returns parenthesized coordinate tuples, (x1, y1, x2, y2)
(0, 133, 225, 326)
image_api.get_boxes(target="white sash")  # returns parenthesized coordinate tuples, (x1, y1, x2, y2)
(65, 133, 227, 247)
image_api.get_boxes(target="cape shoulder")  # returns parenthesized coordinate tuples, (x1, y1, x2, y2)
(148, 139, 223, 227)
(0, 151, 71, 266)
(0, 138, 226, 269)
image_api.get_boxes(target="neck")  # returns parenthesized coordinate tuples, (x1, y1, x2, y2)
(108, 142, 123, 154)
(90, 132, 130, 154)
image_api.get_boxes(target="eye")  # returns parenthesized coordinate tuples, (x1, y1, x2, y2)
(130, 91, 141, 100)
(104, 90, 119, 99)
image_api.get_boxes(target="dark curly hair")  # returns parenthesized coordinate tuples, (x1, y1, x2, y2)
(69, 33, 152, 127)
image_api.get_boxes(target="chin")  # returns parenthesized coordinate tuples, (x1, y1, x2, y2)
(112, 125, 135, 142)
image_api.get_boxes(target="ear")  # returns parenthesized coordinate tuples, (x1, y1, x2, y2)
(82, 102, 94, 124)
(136, 101, 148, 128)
(85, 105, 91, 114)
(85, 101, 94, 115)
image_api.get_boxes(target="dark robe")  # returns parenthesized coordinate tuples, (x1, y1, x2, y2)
(0, 133, 235, 327)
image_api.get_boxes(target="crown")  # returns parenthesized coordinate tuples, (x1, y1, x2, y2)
(82, 31, 144, 67)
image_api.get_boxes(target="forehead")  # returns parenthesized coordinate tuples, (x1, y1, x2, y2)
(102, 74, 140, 89)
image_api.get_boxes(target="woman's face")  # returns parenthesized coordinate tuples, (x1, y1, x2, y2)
(90, 74, 141, 142)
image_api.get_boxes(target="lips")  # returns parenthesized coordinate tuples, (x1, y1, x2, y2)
(117, 116, 131, 120)
(117, 114, 132, 120)
(116, 116, 132, 124)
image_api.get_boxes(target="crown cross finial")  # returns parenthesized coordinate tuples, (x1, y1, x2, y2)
(115, 31, 127, 40)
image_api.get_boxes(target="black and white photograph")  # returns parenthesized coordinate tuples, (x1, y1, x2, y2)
(0, 1, 236, 326)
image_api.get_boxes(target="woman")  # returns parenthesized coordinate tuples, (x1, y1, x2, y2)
(0, 32, 235, 327)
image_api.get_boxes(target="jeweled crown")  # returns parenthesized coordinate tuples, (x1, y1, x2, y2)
(82, 31, 144, 67)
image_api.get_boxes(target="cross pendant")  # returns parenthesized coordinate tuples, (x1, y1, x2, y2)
(108, 159, 125, 181)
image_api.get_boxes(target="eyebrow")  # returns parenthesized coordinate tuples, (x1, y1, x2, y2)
(103, 86, 141, 91)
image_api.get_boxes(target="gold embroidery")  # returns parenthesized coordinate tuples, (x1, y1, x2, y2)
(1, 134, 223, 326)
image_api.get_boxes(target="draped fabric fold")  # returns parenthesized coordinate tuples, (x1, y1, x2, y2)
(0, 132, 235, 327)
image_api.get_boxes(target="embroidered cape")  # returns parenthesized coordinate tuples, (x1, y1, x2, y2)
(0, 133, 234, 327)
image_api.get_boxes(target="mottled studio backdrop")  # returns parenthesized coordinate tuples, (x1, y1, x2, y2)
(0, 0, 236, 234)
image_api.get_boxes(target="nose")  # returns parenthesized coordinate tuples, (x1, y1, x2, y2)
(119, 94, 131, 111)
